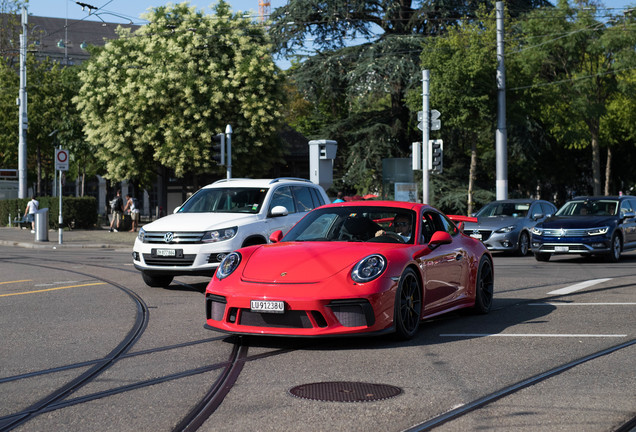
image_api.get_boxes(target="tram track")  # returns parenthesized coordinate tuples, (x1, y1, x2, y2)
(403, 337, 636, 431)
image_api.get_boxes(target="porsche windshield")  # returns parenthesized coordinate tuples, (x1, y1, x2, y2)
(283, 206, 416, 243)
(177, 187, 268, 214)
(556, 199, 618, 217)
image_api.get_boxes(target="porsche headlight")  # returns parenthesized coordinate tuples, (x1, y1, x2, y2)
(201, 227, 237, 243)
(496, 225, 516, 233)
(216, 252, 241, 280)
(531, 227, 543, 235)
(351, 254, 386, 283)
(137, 227, 146, 242)
(587, 226, 609, 236)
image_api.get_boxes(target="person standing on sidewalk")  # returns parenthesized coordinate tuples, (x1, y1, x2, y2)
(24, 195, 39, 233)
(123, 194, 140, 232)
(109, 190, 124, 232)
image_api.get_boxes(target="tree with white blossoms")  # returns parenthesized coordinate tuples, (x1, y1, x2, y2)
(75, 1, 286, 187)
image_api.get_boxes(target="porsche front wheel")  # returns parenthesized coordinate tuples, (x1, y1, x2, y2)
(394, 268, 422, 340)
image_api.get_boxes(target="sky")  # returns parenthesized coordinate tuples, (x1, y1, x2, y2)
(25, 0, 635, 25)
(25, 1, 289, 24)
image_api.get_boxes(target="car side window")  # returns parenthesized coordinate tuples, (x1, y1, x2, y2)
(422, 211, 457, 242)
(619, 199, 633, 216)
(291, 186, 316, 213)
(309, 187, 326, 207)
(269, 186, 295, 214)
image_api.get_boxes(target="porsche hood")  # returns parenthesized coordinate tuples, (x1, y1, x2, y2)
(240, 242, 389, 284)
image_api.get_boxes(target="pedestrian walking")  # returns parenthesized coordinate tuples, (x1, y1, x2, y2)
(109, 190, 124, 232)
(24, 195, 39, 233)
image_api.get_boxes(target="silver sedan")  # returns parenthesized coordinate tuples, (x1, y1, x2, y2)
(463, 199, 557, 256)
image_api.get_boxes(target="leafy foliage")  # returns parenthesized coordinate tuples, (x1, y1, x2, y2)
(75, 1, 286, 188)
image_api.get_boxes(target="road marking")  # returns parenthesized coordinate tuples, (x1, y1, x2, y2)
(0, 279, 32, 285)
(0, 282, 106, 297)
(530, 302, 636, 306)
(440, 333, 627, 338)
(34, 280, 79, 287)
(547, 278, 612, 295)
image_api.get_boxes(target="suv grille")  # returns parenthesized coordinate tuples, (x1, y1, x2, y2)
(542, 228, 590, 237)
(143, 232, 205, 244)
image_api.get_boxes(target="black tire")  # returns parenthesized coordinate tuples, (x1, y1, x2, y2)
(534, 252, 551, 262)
(473, 256, 494, 314)
(393, 268, 422, 340)
(142, 272, 174, 288)
(517, 232, 530, 256)
(605, 234, 622, 263)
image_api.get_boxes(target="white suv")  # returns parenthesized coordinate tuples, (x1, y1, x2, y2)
(133, 178, 330, 287)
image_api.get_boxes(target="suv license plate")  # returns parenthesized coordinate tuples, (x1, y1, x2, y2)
(156, 249, 176, 257)
(554, 246, 569, 252)
(251, 300, 285, 314)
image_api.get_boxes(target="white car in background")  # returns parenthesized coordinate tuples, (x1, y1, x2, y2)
(133, 178, 330, 287)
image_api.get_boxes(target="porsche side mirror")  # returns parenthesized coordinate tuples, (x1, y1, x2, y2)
(269, 205, 289, 217)
(269, 230, 284, 243)
(429, 231, 452, 247)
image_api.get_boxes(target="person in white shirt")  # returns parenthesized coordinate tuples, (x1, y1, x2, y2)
(24, 196, 39, 233)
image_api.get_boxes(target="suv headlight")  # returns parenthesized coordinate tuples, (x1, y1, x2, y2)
(496, 225, 516, 233)
(587, 226, 609, 236)
(201, 227, 237, 243)
(531, 227, 543, 235)
(216, 252, 241, 280)
(137, 228, 146, 242)
(351, 254, 386, 283)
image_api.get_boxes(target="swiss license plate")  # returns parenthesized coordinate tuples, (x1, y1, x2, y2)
(470, 233, 482, 240)
(554, 246, 569, 252)
(156, 249, 176, 257)
(250, 300, 285, 314)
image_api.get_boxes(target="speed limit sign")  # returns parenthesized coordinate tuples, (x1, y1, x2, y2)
(55, 149, 69, 171)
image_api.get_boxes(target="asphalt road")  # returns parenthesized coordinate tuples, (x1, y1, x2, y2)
(0, 245, 635, 432)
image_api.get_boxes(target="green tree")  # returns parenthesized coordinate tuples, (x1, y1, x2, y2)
(513, 0, 636, 196)
(410, 6, 500, 213)
(74, 1, 286, 189)
(269, 0, 549, 194)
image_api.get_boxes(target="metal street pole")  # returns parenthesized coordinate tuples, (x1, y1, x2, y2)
(225, 124, 232, 179)
(422, 70, 430, 204)
(18, 6, 28, 199)
(496, 1, 508, 200)
(59, 171, 63, 244)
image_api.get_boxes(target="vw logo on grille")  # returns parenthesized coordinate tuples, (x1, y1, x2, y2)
(164, 232, 174, 243)
(559, 229, 566, 237)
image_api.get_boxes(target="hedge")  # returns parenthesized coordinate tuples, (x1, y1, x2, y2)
(0, 196, 98, 229)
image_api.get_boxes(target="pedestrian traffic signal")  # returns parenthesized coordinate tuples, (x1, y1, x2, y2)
(428, 139, 443, 173)
(212, 133, 225, 166)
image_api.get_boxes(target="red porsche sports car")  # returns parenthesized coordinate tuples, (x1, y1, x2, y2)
(204, 201, 494, 339)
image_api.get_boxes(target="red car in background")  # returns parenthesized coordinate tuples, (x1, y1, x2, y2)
(205, 201, 494, 340)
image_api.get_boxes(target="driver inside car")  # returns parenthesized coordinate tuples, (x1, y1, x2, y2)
(376, 214, 412, 242)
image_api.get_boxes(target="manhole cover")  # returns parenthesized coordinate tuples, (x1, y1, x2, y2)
(289, 381, 402, 402)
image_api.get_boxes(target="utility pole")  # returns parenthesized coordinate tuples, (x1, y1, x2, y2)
(225, 124, 232, 179)
(496, 1, 508, 200)
(422, 70, 430, 204)
(18, 6, 28, 199)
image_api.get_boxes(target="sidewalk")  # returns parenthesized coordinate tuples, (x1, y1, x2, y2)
(0, 226, 138, 250)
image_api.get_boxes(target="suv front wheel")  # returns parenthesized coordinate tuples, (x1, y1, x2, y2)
(606, 234, 622, 263)
(142, 272, 174, 288)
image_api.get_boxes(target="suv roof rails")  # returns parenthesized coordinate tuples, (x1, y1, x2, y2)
(212, 178, 252, 184)
(269, 177, 312, 184)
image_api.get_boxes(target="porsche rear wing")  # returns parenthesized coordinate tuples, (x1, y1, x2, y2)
(446, 215, 477, 232)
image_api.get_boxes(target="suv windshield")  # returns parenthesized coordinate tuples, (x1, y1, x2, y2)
(476, 202, 530, 218)
(556, 199, 618, 217)
(177, 187, 268, 214)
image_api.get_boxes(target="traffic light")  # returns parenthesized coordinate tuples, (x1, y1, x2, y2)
(428, 139, 443, 173)
(212, 133, 225, 166)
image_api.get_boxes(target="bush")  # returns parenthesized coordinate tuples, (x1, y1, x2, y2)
(0, 196, 98, 229)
